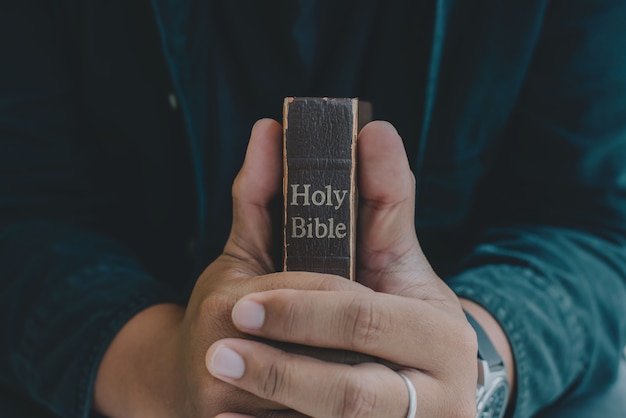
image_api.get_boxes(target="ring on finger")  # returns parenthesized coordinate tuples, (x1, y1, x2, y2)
(398, 371, 417, 418)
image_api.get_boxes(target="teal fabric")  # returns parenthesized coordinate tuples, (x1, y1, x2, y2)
(537, 358, 626, 418)
(1, 1, 625, 417)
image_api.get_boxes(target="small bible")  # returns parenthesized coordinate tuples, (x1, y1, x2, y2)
(282, 97, 371, 280)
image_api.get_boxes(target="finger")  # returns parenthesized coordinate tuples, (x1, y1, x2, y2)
(230, 289, 474, 373)
(356, 122, 439, 296)
(206, 339, 413, 418)
(238, 270, 372, 295)
(357, 122, 417, 264)
(224, 119, 283, 273)
(216, 412, 307, 418)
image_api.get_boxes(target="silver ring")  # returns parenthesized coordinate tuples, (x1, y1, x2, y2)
(398, 372, 417, 418)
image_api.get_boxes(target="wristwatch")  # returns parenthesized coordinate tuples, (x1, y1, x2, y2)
(465, 312, 510, 418)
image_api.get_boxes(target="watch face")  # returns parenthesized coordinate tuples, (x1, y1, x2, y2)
(478, 378, 509, 418)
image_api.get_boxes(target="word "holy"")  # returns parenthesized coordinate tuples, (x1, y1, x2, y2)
(289, 184, 349, 210)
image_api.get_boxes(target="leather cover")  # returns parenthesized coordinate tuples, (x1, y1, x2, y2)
(283, 97, 365, 280)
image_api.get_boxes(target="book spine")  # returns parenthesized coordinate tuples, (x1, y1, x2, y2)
(283, 97, 359, 280)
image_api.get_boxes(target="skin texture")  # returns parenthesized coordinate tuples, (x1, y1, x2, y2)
(94, 119, 514, 418)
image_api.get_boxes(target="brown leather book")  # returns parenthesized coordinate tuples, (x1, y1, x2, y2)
(282, 97, 371, 280)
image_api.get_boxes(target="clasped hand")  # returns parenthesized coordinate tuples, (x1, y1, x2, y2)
(134, 120, 478, 418)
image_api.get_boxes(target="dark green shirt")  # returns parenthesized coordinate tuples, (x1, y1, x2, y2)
(1, 1, 625, 417)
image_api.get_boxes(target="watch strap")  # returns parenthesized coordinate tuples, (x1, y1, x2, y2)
(465, 311, 505, 370)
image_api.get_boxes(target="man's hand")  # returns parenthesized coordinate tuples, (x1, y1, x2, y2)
(205, 122, 482, 418)
(93, 119, 369, 418)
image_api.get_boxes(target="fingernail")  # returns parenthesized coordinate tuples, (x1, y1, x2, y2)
(232, 299, 265, 330)
(209, 345, 245, 379)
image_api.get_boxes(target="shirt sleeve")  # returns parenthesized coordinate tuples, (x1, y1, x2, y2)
(0, 3, 179, 417)
(446, 0, 626, 416)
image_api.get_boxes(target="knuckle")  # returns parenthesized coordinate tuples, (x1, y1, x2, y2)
(458, 319, 479, 356)
(442, 315, 478, 361)
(281, 298, 303, 337)
(259, 353, 291, 400)
(346, 298, 385, 349)
(338, 377, 378, 418)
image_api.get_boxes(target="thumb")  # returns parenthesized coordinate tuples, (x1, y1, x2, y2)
(223, 118, 283, 274)
(356, 122, 439, 296)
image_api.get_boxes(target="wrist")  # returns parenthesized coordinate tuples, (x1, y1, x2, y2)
(460, 299, 515, 391)
(460, 298, 516, 418)
(93, 303, 186, 418)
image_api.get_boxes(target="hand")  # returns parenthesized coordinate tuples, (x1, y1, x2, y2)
(93, 119, 370, 418)
(206, 122, 480, 417)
